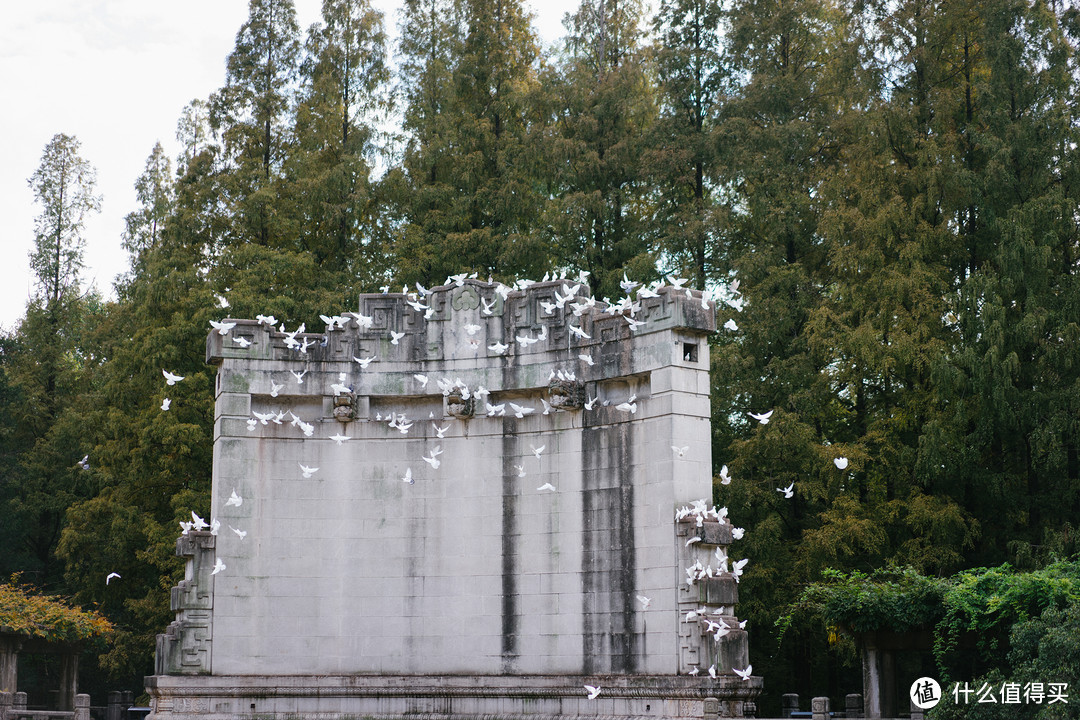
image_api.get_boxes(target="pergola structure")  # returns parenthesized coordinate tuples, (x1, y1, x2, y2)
(0, 633, 82, 711)
(0, 583, 111, 713)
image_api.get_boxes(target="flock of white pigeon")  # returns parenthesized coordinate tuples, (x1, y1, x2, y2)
(107, 269, 859, 694)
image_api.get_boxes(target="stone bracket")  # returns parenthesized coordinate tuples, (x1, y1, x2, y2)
(155, 531, 215, 675)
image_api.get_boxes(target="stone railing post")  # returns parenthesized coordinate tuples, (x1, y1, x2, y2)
(811, 696, 830, 720)
(781, 693, 799, 717)
(845, 693, 863, 718)
(107, 691, 124, 720)
(909, 698, 925, 720)
(0, 690, 13, 720)
(74, 694, 90, 720)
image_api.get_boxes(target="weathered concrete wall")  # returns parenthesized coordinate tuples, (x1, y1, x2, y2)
(149, 279, 761, 719)
(204, 280, 712, 677)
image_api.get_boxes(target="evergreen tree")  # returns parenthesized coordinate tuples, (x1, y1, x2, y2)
(649, 0, 727, 289)
(211, 0, 302, 245)
(394, 0, 548, 284)
(544, 0, 658, 299)
(121, 142, 175, 278)
(175, 99, 211, 178)
(287, 0, 392, 283)
(27, 134, 101, 308)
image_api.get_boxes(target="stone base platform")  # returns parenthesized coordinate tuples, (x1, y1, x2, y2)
(145, 674, 763, 720)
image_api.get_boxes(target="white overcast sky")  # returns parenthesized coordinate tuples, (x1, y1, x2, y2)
(0, 0, 582, 330)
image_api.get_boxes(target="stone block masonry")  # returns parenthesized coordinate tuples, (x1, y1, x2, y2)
(146, 279, 762, 719)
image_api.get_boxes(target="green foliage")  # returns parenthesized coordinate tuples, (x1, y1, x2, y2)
(780, 566, 949, 639)
(27, 134, 101, 306)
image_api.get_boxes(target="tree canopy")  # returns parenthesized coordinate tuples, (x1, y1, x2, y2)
(4, 0, 1080, 709)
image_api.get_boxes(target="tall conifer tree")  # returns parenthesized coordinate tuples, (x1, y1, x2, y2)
(545, 0, 657, 299)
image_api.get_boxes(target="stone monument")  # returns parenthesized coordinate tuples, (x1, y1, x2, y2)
(145, 279, 762, 719)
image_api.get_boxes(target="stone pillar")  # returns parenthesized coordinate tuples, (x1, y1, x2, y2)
(909, 698, 925, 720)
(811, 697, 830, 720)
(75, 694, 90, 720)
(845, 693, 863, 718)
(0, 691, 13, 720)
(880, 650, 896, 719)
(58, 652, 79, 710)
(862, 645, 881, 719)
(108, 691, 125, 720)
(0, 637, 20, 694)
(781, 693, 800, 718)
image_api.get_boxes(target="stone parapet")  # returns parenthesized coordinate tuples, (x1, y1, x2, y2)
(146, 674, 763, 720)
(150, 279, 759, 718)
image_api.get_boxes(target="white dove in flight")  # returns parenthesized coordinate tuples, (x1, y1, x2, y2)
(191, 512, 209, 531)
(230, 526, 246, 540)
(719, 464, 732, 485)
(233, 336, 252, 348)
(210, 320, 235, 335)
(733, 665, 753, 681)
(488, 341, 509, 355)
(579, 353, 595, 366)
(106, 572, 121, 585)
(509, 403, 535, 418)
(225, 490, 243, 507)
(299, 463, 319, 478)
(211, 559, 226, 575)
(584, 395, 598, 410)
(514, 464, 526, 478)
(256, 314, 277, 326)
(422, 446, 443, 469)
(537, 482, 556, 492)
(291, 369, 307, 384)
(269, 381, 283, 397)
(246, 418, 258, 432)
(584, 685, 601, 700)
(162, 370, 185, 385)
(530, 444, 546, 459)
(748, 409, 773, 424)
(329, 434, 351, 445)
(390, 331, 405, 345)
(731, 558, 749, 582)
(402, 467, 414, 484)
(161, 398, 171, 411)
(252, 411, 275, 425)
(724, 319, 739, 332)
(569, 324, 590, 339)
(481, 298, 497, 315)
(732, 527, 745, 540)
(615, 395, 638, 413)
(414, 374, 429, 387)
(777, 482, 794, 499)
(672, 445, 689, 458)
(834, 456, 849, 469)
(432, 423, 449, 439)
(636, 594, 651, 609)
(353, 355, 376, 367)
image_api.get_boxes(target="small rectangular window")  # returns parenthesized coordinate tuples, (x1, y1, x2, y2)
(683, 342, 698, 362)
